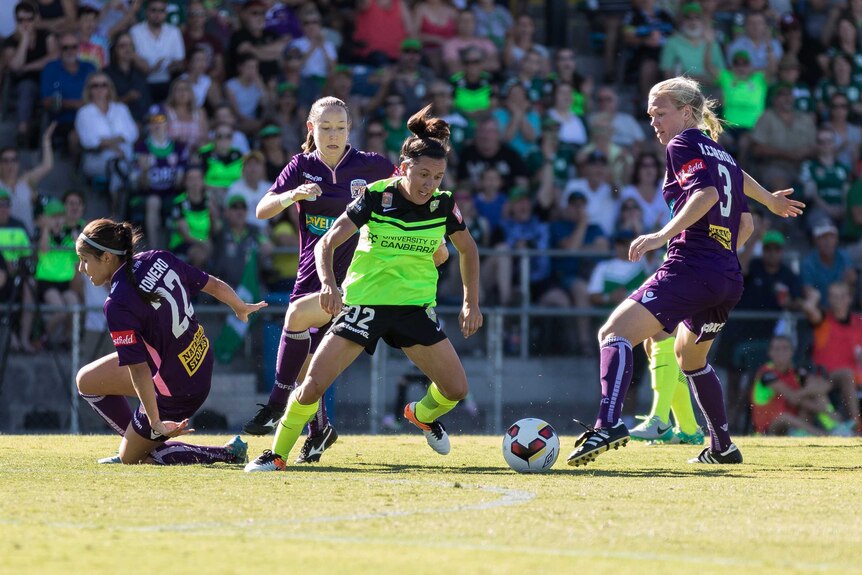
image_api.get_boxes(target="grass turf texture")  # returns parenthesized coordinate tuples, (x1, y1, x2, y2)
(1, 435, 860, 575)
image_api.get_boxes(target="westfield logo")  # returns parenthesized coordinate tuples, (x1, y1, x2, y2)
(675, 159, 705, 184)
(111, 330, 137, 346)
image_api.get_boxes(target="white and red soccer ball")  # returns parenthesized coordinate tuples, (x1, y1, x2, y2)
(502, 418, 560, 473)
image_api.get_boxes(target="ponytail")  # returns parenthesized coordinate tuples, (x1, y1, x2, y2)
(400, 104, 450, 164)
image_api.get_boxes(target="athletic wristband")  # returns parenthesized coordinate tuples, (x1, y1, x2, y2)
(279, 193, 295, 208)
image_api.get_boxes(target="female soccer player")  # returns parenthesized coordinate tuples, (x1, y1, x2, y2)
(241, 97, 445, 464)
(244, 105, 483, 471)
(75, 218, 267, 465)
(567, 76, 804, 466)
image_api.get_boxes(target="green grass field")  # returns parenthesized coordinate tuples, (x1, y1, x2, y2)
(1, 434, 861, 575)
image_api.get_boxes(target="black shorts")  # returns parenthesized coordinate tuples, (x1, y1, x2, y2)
(36, 280, 70, 300)
(330, 305, 447, 354)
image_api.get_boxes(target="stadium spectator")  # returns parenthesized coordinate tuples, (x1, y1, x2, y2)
(502, 48, 547, 106)
(269, 84, 304, 157)
(210, 193, 272, 290)
(800, 281, 862, 432)
(226, 0, 284, 85)
(725, 11, 782, 77)
(449, 46, 495, 119)
(352, 0, 414, 66)
(258, 124, 288, 183)
(750, 82, 817, 190)
(167, 165, 215, 268)
(1, 1, 57, 147)
(210, 104, 251, 154)
(845, 177, 862, 267)
(427, 80, 470, 163)
(164, 77, 209, 151)
(576, 112, 635, 190)
(592, 85, 646, 156)
(0, 187, 35, 353)
(0, 124, 56, 237)
(75, 217, 263, 464)
(817, 14, 862, 86)
(225, 54, 268, 136)
(33, 0, 75, 33)
(457, 115, 528, 192)
(244, 105, 482, 471)
(472, 0, 512, 52)
(289, 8, 337, 106)
(772, 54, 815, 116)
(547, 47, 591, 118)
(323, 66, 372, 145)
(226, 151, 270, 225)
(41, 32, 95, 148)
(180, 46, 220, 111)
(526, 118, 575, 202)
(492, 83, 540, 158)
(263, 217, 299, 294)
(262, 0, 302, 41)
(104, 31, 152, 126)
(620, 152, 668, 233)
(504, 13, 549, 69)
(801, 221, 858, 303)
(621, 0, 675, 103)
(800, 126, 852, 229)
(133, 104, 189, 248)
(815, 53, 862, 119)
(443, 9, 499, 76)
(826, 93, 861, 173)
(413, 0, 457, 75)
(379, 39, 437, 118)
(182, 0, 225, 84)
(75, 5, 109, 70)
(198, 122, 245, 202)
(129, 0, 186, 103)
(75, 72, 139, 208)
(33, 198, 81, 349)
(361, 119, 389, 159)
(380, 92, 411, 163)
(708, 49, 768, 161)
(659, 2, 725, 85)
(751, 336, 847, 436)
(563, 149, 619, 237)
(545, 82, 588, 152)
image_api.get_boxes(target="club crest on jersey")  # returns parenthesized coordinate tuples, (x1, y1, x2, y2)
(111, 330, 137, 346)
(351, 179, 368, 198)
(675, 159, 706, 184)
(429, 199, 439, 212)
(382, 192, 393, 208)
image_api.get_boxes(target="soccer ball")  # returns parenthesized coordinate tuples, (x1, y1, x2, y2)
(502, 418, 560, 473)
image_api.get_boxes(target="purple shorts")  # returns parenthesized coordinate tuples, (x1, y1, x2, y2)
(131, 385, 211, 442)
(629, 259, 743, 343)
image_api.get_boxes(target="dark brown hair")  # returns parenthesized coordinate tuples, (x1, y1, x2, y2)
(77, 218, 159, 303)
(302, 97, 351, 153)
(399, 104, 450, 164)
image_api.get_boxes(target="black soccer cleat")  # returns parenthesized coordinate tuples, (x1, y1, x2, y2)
(688, 443, 743, 464)
(242, 403, 285, 436)
(295, 424, 339, 464)
(566, 420, 630, 467)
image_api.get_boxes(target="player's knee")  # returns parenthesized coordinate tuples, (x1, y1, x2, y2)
(597, 321, 616, 343)
(439, 381, 468, 402)
(76, 366, 93, 395)
(296, 378, 326, 403)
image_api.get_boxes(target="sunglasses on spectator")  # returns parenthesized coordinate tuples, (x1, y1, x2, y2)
(216, 132, 233, 139)
(402, 48, 420, 54)
(303, 19, 321, 25)
(831, 102, 849, 109)
(149, 7, 166, 13)
(367, 130, 385, 137)
(0, 156, 18, 163)
(16, 15, 34, 22)
(463, 59, 482, 65)
(62, 44, 79, 51)
(189, 9, 206, 17)
(90, 82, 109, 88)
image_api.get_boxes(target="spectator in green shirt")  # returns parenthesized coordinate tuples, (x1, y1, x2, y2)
(659, 3, 725, 85)
(800, 127, 852, 229)
(709, 50, 769, 161)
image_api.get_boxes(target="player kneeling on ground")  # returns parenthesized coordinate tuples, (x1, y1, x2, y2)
(246, 105, 483, 471)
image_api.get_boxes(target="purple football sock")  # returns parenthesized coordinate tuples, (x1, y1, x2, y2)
(684, 364, 732, 452)
(80, 393, 132, 436)
(150, 442, 237, 465)
(267, 328, 311, 409)
(595, 337, 633, 428)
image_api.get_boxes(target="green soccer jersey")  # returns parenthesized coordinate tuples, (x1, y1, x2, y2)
(799, 159, 851, 207)
(343, 177, 467, 306)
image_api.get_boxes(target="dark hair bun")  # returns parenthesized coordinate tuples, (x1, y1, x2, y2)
(407, 105, 450, 142)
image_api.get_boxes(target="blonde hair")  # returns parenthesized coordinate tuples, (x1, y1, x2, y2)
(649, 76, 724, 141)
(83, 73, 118, 104)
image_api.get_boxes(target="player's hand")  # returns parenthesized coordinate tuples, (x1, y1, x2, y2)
(432, 243, 449, 267)
(459, 302, 483, 338)
(235, 301, 268, 323)
(292, 183, 322, 202)
(152, 419, 194, 438)
(319, 285, 343, 317)
(768, 189, 805, 218)
(629, 233, 665, 262)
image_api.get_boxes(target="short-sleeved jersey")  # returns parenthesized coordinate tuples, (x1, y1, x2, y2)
(268, 147, 396, 300)
(663, 128, 749, 276)
(343, 177, 467, 306)
(104, 250, 211, 397)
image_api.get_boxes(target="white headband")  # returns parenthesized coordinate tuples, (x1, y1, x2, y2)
(78, 233, 126, 256)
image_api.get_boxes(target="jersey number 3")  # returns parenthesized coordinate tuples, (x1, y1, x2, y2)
(717, 164, 733, 218)
(151, 269, 194, 338)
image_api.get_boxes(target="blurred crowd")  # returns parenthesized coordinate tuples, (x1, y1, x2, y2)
(0, 0, 860, 434)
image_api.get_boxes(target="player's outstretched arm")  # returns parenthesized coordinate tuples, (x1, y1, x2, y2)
(742, 170, 805, 218)
(201, 275, 268, 323)
(314, 213, 358, 316)
(449, 229, 483, 338)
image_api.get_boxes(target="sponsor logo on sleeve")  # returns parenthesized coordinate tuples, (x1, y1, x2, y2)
(453, 203, 463, 223)
(708, 224, 732, 250)
(350, 179, 368, 198)
(675, 158, 706, 184)
(111, 330, 138, 346)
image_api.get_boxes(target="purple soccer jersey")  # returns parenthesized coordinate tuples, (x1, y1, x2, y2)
(268, 147, 396, 301)
(105, 250, 213, 398)
(629, 129, 749, 342)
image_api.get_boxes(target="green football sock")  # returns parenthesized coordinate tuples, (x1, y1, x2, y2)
(671, 366, 699, 435)
(272, 393, 319, 458)
(647, 337, 677, 424)
(817, 405, 840, 431)
(414, 382, 459, 423)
